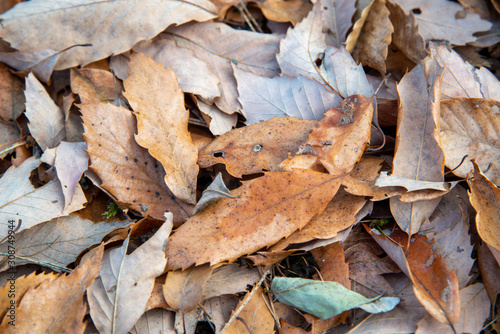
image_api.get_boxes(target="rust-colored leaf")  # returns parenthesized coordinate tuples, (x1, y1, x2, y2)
(165, 170, 343, 270)
(124, 53, 199, 204)
(81, 102, 192, 224)
(198, 117, 316, 178)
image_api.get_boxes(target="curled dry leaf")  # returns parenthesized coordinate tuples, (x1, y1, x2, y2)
(124, 53, 199, 205)
(366, 225, 460, 325)
(440, 98, 500, 186)
(193, 174, 238, 215)
(258, 0, 312, 25)
(0, 0, 217, 70)
(375, 172, 457, 192)
(468, 161, 500, 255)
(165, 169, 343, 270)
(198, 117, 317, 178)
(391, 59, 444, 235)
(80, 102, 192, 224)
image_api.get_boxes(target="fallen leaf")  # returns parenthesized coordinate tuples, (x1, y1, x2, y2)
(416, 283, 490, 334)
(24, 73, 65, 150)
(129, 309, 175, 334)
(224, 286, 274, 334)
(375, 172, 457, 191)
(54, 142, 88, 208)
(258, 0, 312, 25)
(478, 241, 500, 304)
(193, 174, 238, 215)
(0, 121, 20, 159)
(440, 98, 500, 186)
(163, 264, 214, 313)
(475, 66, 500, 101)
(196, 98, 237, 136)
(234, 68, 342, 125)
(124, 53, 199, 204)
(0, 0, 217, 70)
(70, 67, 123, 104)
(198, 117, 317, 177)
(88, 213, 172, 334)
(202, 264, 261, 300)
(391, 59, 444, 235)
(165, 170, 343, 269)
(468, 162, 500, 255)
(271, 277, 400, 319)
(0, 63, 24, 121)
(395, 0, 491, 45)
(80, 102, 192, 224)
(311, 242, 350, 288)
(0, 244, 103, 333)
(367, 225, 461, 324)
(347, 0, 393, 73)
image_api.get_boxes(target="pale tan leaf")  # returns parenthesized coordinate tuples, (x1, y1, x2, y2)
(54, 142, 88, 208)
(439, 98, 500, 185)
(165, 22, 281, 113)
(0, 245, 103, 333)
(197, 99, 237, 136)
(234, 67, 342, 125)
(0, 216, 132, 272)
(416, 283, 490, 334)
(0, 157, 69, 236)
(202, 264, 261, 300)
(124, 53, 199, 204)
(0, 121, 20, 159)
(391, 59, 444, 235)
(395, 0, 491, 45)
(80, 102, 192, 224)
(348, 0, 393, 73)
(0, 0, 217, 70)
(476, 66, 500, 101)
(88, 213, 172, 334)
(24, 73, 65, 150)
(129, 309, 175, 334)
(70, 68, 124, 104)
(375, 172, 457, 191)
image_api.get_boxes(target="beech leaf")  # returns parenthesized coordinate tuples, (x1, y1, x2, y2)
(271, 277, 400, 319)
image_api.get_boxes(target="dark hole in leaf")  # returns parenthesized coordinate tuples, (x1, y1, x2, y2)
(253, 144, 264, 153)
(195, 320, 215, 334)
(411, 8, 422, 14)
(212, 150, 225, 158)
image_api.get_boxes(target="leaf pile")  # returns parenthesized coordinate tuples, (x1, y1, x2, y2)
(0, 0, 498, 333)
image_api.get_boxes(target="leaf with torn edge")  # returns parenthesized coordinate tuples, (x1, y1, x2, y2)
(375, 172, 457, 192)
(193, 174, 238, 215)
(124, 53, 199, 205)
(271, 277, 399, 319)
(88, 213, 172, 334)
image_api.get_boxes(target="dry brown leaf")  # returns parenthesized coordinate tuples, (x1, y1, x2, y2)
(478, 241, 500, 304)
(440, 98, 500, 186)
(348, 0, 393, 73)
(196, 99, 237, 136)
(88, 214, 172, 334)
(468, 161, 500, 255)
(70, 68, 123, 104)
(124, 53, 199, 205)
(0, 245, 103, 333)
(130, 309, 175, 334)
(224, 286, 274, 334)
(311, 242, 350, 288)
(395, 0, 491, 45)
(259, 0, 312, 25)
(202, 264, 261, 300)
(165, 170, 343, 270)
(24, 73, 65, 150)
(386, 1, 427, 63)
(80, 102, 192, 224)
(0, 0, 217, 70)
(54, 142, 88, 208)
(391, 59, 444, 235)
(367, 225, 460, 325)
(163, 264, 214, 313)
(0, 63, 24, 121)
(198, 117, 316, 177)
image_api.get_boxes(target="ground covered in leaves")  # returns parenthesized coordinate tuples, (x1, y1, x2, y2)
(0, 0, 499, 333)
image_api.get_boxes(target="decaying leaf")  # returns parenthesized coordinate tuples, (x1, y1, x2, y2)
(165, 170, 343, 269)
(88, 213, 172, 334)
(198, 117, 317, 177)
(272, 277, 400, 319)
(375, 172, 457, 192)
(124, 53, 199, 204)
(193, 174, 238, 215)
(81, 102, 192, 224)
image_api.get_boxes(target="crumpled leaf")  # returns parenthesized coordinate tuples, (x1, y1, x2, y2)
(24, 73, 65, 150)
(54, 141, 88, 208)
(468, 161, 500, 254)
(124, 53, 199, 204)
(198, 117, 316, 177)
(271, 277, 400, 319)
(81, 102, 192, 224)
(235, 68, 342, 125)
(347, 0, 393, 73)
(193, 174, 238, 215)
(439, 98, 500, 186)
(375, 172, 457, 191)
(395, 0, 492, 45)
(165, 170, 343, 270)
(0, 0, 217, 70)
(88, 213, 172, 334)
(390, 58, 444, 235)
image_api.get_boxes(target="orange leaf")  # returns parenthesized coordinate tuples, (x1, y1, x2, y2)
(124, 53, 199, 204)
(165, 169, 343, 269)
